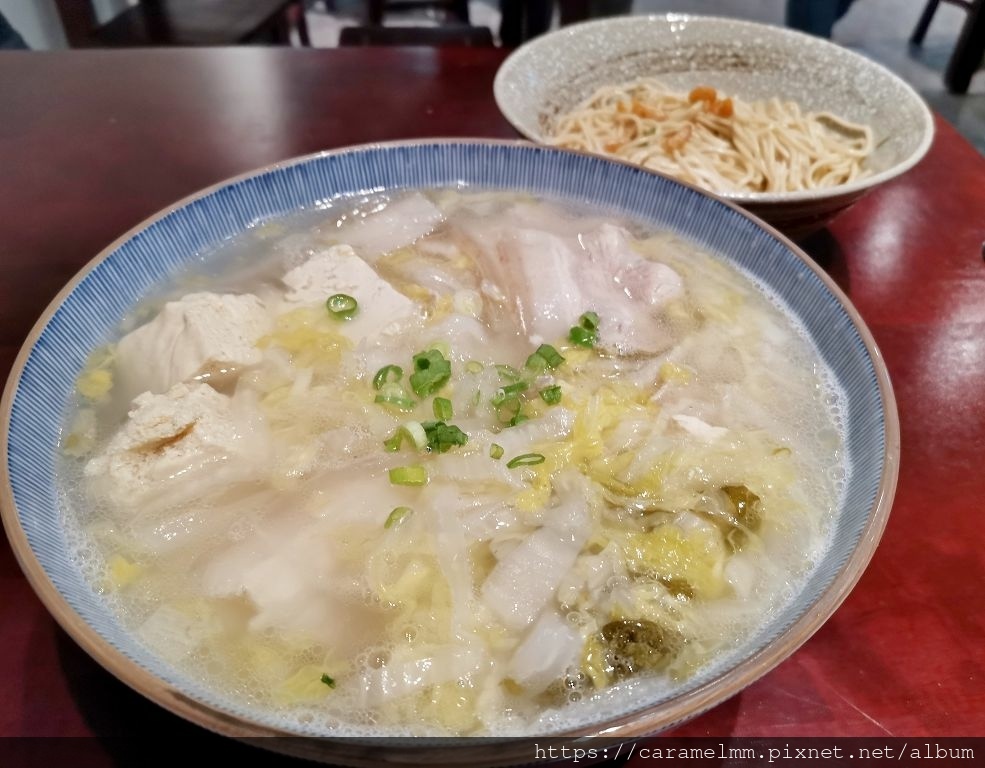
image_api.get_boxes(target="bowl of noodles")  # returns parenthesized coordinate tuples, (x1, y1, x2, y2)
(1, 140, 897, 763)
(494, 14, 935, 238)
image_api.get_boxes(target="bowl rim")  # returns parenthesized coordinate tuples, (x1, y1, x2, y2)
(1, 138, 900, 751)
(493, 12, 935, 205)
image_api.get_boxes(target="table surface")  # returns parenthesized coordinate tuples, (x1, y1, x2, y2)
(1, 47, 984, 756)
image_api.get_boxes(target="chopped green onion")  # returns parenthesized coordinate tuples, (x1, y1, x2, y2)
(492, 393, 522, 424)
(433, 397, 453, 420)
(427, 340, 451, 358)
(389, 465, 429, 486)
(535, 344, 565, 368)
(525, 351, 548, 373)
(384, 506, 412, 529)
(402, 422, 428, 450)
(326, 293, 358, 320)
(384, 422, 432, 452)
(540, 385, 562, 405)
(409, 349, 452, 397)
(320, 673, 336, 688)
(372, 365, 403, 391)
(569, 325, 596, 348)
(507, 453, 546, 468)
(578, 311, 600, 331)
(421, 421, 469, 453)
(374, 382, 416, 412)
(508, 412, 530, 427)
(495, 364, 522, 383)
(489, 443, 504, 460)
(465, 360, 484, 375)
(569, 311, 600, 347)
(374, 394, 416, 412)
(504, 381, 529, 396)
(526, 344, 566, 373)
(491, 381, 528, 406)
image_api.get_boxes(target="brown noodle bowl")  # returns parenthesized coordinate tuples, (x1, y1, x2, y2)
(547, 79, 874, 195)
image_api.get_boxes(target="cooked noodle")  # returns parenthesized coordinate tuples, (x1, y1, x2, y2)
(548, 79, 874, 194)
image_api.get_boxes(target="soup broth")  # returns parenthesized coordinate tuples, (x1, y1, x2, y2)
(61, 190, 845, 735)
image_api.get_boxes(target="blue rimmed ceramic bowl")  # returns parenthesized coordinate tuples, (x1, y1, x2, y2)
(1, 140, 898, 763)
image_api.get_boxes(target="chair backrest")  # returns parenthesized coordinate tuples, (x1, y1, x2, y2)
(367, 0, 470, 26)
(339, 24, 493, 47)
(52, 0, 308, 48)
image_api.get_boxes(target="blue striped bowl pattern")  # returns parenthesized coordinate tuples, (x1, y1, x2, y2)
(1, 141, 897, 741)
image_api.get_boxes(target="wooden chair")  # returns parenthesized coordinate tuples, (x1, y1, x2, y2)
(339, 24, 493, 46)
(346, 0, 485, 48)
(55, 0, 310, 48)
(365, 0, 470, 26)
(910, 0, 984, 93)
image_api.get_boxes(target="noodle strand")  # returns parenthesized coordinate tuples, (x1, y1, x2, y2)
(548, 79, 874, 195)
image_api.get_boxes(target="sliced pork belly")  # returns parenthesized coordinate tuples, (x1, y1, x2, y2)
(202, 517, 386, 655)
(497, 226, 683, 353)
(201, 478, 406, 649)
(580, 223, 684, 308)
(338, 192, 445, 261)
(458, 206, 683, 354)
(497, 228, 586, 344)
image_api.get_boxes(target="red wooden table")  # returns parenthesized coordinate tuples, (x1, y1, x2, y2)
(1, 47, 983, 760)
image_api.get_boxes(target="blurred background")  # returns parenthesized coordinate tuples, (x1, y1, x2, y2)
(2, 0, 981, 152)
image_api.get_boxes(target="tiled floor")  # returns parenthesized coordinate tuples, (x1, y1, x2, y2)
(307, 0, 984, 155)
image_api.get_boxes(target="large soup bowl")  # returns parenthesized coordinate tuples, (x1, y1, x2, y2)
(1, 140, 898, 764)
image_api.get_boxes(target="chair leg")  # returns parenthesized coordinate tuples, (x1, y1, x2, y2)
(911, 0, 942, 45)
(945, 0, 985, 92)
(52, 0, 100, 47)
(368, 0, 384, 25)
(559, 0, 591, 26)
(290, 0, 311, 46)
(452, 0, 470, 24)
